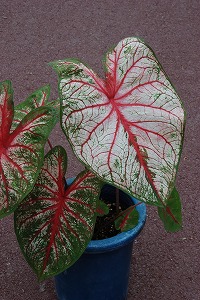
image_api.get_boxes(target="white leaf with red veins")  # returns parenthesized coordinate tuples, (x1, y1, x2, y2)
(52, 37, 185, 206)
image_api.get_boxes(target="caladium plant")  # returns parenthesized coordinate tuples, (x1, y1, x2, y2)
(2, 37, 185, 282)
(50, 37, 185, 230)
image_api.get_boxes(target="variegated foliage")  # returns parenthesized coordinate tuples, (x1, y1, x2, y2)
(12, 85, 60, 131)
(50, 37, 185, 228)
(15, 146, 102, 280)
(0, 81, 57, 218)
(115, 206, 139, 232)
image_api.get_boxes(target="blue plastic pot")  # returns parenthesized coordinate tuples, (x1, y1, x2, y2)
(55, 181, 146, 300)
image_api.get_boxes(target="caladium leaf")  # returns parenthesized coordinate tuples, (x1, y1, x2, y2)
(158, 187, 182, 232)
(47, 98, 60, 113)
(96, 199, 109, 216)
(0, 80, 13, 140)
(0, 80, 57, 218)
(15, 146, 102, 280)
(51, 37, 185, 208)
(12, 85, 60, 131)
(115, 206, 139, 232)
(12, 85, 50, 131)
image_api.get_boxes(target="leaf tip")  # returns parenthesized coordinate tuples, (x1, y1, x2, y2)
(0, 79, 13, 92)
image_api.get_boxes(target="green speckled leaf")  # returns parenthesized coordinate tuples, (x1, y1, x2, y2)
(96, 199, 109, 216)
(115, 206, 139, 232)
(158, 187, 182, 232)
(12, 85, 50, 131)
(15, 146, 102, 280)
(0, 80, 56, 218)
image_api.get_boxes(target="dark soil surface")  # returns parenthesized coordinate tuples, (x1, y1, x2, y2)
(0, 1, 200, 299)
(92, 202, 121, 240)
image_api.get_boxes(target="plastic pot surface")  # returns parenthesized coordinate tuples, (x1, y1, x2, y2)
(55, 181, 146, 300)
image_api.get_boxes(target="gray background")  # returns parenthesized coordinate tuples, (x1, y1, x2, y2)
(0, 1, 199, 299)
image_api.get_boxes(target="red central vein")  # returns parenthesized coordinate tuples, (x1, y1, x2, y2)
(110, 98, 164, 204)
(107, 118, 120, 180)
(105, 45, 124, 98)
(0, 84, 13, 141)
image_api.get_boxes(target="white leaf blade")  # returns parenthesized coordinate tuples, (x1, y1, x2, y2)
(52, 37, 185, 206)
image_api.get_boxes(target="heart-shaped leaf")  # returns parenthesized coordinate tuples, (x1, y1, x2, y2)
(115, 206, 139, 232)
(0, 80, 57, 218)
(96, 199, 109, 216)
(158, 187, 182, 232)
(15, 146, 102, 280)
(51, 37, 185, 208)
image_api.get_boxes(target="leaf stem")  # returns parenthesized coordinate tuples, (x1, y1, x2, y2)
(116, 188, 119, 214)
(47, 139, 53, 150)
